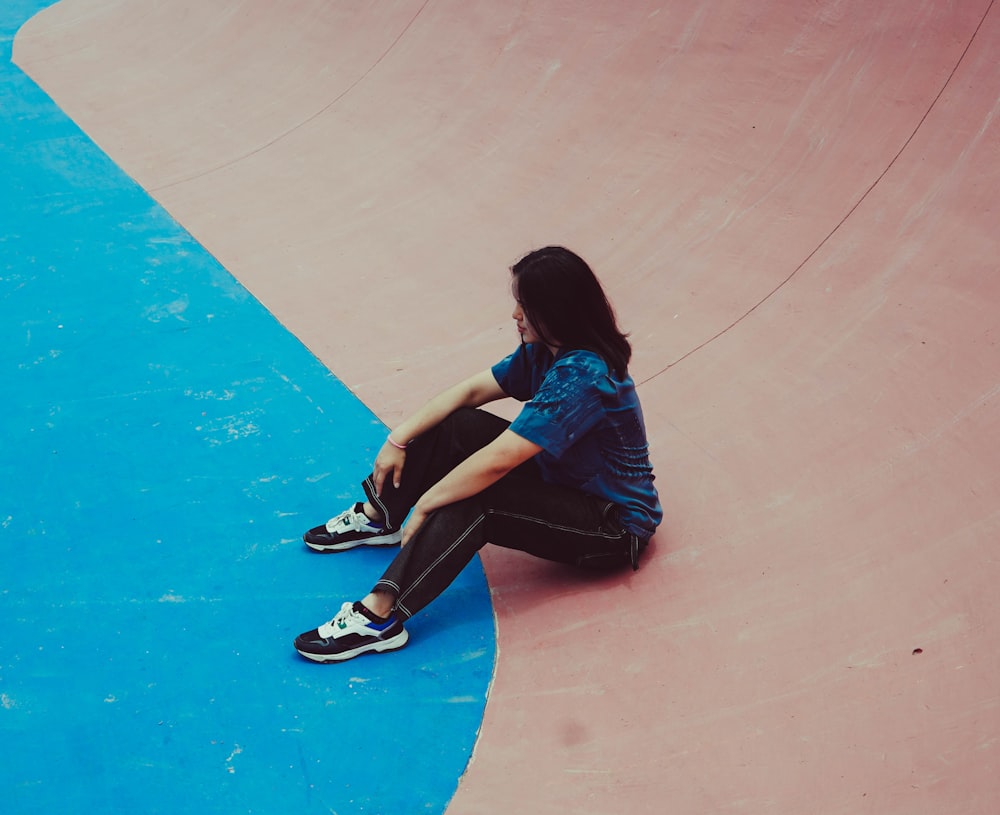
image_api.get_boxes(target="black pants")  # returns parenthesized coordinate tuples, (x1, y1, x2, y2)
(362, 408, 645, 620)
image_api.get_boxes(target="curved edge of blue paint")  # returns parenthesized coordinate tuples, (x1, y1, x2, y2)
(1, 4, 496, 813)
(0, 0, 50, 57)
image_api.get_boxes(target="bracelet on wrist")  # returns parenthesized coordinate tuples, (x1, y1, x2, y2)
(387, 435, 408, 450)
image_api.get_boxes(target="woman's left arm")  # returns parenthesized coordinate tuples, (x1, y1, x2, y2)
(401, 429, 542, 545)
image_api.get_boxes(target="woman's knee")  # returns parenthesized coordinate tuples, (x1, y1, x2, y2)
(444, 406, 499, 430)
(420, 499, 488, 548)
(438, 406, 477, 433)
(439, 406, 510, 446)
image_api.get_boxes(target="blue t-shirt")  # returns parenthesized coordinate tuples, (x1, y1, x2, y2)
(491, 343, 663, 538)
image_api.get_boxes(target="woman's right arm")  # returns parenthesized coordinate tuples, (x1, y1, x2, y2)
(371, 369, 507, 495)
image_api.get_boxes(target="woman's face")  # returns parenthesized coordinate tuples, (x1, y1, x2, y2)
(511, 297, 544, 345)
(511, 278, 561, 353)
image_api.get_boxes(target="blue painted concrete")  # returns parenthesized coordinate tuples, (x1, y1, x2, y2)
(1, 5, 495, 812)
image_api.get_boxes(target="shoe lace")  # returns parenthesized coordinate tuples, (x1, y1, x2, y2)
(330, 601, 364, 627)
(327, 506, 371, 533)
(317, 602, 365, 638)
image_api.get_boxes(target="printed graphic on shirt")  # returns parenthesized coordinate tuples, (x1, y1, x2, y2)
(492, 344, 663, 537)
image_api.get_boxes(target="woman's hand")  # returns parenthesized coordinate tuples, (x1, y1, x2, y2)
(372, 440, 406, 496)
(399, 430, 543, 548)
(368, 371, 506, 498)
(400, 501, 430, 547)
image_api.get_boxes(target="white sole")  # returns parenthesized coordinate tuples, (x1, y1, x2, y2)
(296, 629, 410, 663)
(304, 531, 403, 553)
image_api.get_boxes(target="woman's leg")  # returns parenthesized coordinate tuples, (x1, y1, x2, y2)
(370, 465, 640, 620)
(304, 408, 511, 551)
(362, 407, 511, 531)
(294, 415, 645, 661)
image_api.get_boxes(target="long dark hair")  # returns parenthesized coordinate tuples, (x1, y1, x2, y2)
(511, 246, 632, 378)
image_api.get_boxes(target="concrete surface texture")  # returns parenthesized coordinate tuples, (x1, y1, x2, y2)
(14, 0, 1000, 812)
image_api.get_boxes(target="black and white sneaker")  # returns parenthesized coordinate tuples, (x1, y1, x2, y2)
(294, 601, 409, 662)
(303, 502, 402, 552)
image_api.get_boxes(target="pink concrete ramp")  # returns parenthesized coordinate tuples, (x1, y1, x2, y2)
(16, 1, 1000, 812)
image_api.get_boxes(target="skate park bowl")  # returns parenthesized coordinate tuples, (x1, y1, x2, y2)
(4, 1, 999, 813)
